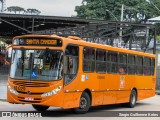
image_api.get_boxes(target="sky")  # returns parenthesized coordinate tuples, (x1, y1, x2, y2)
(5, 0, 83, 16)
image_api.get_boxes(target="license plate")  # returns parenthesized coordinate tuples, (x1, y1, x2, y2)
(25, 97, 34, 101)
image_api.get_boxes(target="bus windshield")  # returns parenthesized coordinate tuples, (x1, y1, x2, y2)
(9, 49, 63, 81)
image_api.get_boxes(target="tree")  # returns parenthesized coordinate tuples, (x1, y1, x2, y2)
(0, 37, 11, 44)
(75, 0, 160, 22)
(25, 8, 41, 15)
(75, 0, 106, 20)
(6, 6, 41, 15)
(146, 0, 160, 17)
(6, 6, 25, 14)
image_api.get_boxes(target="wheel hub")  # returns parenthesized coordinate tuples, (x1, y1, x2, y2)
(131, 93, 136, 105)
(80, 97, 87, 109)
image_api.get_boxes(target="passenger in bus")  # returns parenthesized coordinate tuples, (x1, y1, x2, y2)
(119, 67, 125, 74)
(144, 69, 150, 75)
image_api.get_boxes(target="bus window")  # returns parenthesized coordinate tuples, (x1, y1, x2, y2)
(107, 51, 118, 73)
(144, 57, 151, 75)
(118, 53, 127, 74)
(83, 47, 95, 72)
(128, 55, 135, 74)
(96, 49, 106, 73)
(151, 58, 155, 75)
(64, 45, 79, 85)
(136, 56, 143, 75)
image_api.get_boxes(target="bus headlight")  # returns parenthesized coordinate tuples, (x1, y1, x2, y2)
(41, 86, 62, 97)
(8, 85, 19, 95)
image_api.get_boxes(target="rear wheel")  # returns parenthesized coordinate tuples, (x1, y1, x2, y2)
(32, 105, 49, 111)
(72, 92, 91, 114)
(127, 89, 137, 108)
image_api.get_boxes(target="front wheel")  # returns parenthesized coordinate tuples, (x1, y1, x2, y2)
(72, 92, 91, 114)
(32, 105, 49, 111)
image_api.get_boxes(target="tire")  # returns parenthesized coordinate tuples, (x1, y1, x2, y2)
(126, 89, 137, 108)
(32, 105, 49, 111)
(72, 92, 91, 114)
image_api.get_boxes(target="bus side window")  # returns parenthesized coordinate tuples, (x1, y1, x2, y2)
(128, 55, 135, 74)
(107, 51, 118, 73)
(96, 49, 106, 73)
(118, 53, 127, 74)
(151, 58, 155, 75)
(136, 56, 143, 75)
(83, 47, 95, 72)
(64, 45, 79, 85)
(144, 57, 151, 75)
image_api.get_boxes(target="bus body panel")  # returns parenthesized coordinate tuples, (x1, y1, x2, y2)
(7, 78, 65, 108)
(138, 90, 155, 101)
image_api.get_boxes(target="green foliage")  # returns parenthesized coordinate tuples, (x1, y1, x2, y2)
(7, 6, 25, 14)
(0, 37, 11, 44)
(75, 0, 106, 19)
(156, 35, 160, 42)
(25, 8, 41, 15)
(75, 0, 160, 22)
(6, 6, 41, 15)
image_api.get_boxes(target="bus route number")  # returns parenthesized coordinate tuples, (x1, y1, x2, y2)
(14, 85, 25, 92)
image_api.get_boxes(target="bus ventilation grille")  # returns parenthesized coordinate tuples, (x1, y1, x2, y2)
(13, 81, 49, 87)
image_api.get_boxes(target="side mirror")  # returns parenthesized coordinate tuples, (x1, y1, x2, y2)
(5, 45, 12, 66)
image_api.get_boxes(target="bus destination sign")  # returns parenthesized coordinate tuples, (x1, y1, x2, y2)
(14, 38, 62, 46)
(26, 39, 57, 45)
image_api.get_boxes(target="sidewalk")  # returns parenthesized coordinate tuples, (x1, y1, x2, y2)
(0, 83, 7, 100)
(0, 74, 8, 101)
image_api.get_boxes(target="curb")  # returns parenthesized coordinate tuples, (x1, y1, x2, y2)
(156, 92, 160, 95)
(0, 99, 6, 102)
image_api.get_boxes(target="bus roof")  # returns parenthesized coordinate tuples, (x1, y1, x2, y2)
(64, 36, 155, 58)
(13, 34, 156, 58)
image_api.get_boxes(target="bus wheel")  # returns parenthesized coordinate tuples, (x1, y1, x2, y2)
(32, 105, 49, 111)
(72, 92, 91, 114)
(127, 89, 137, 108)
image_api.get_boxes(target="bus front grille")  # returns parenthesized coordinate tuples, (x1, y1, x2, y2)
(17, 91, 44, 95)
(13, 81, 49, 87)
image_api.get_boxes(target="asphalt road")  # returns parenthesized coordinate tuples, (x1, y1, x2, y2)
(0, 95, 160, 120)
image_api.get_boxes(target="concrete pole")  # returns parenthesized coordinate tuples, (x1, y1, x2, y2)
(119, 4, 124, 41)
(120, 4, 124, 22)
(32, 17, 35, 33)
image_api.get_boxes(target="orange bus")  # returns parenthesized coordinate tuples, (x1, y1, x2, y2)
(7, 34, 156, 113)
